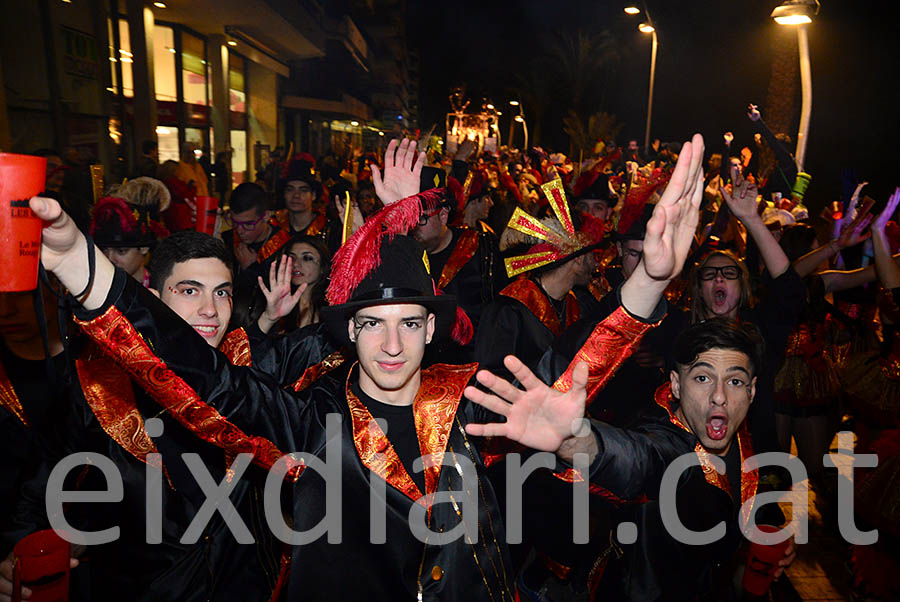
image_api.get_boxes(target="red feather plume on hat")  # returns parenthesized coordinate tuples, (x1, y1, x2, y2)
(327, 189, 442, 307)
(466, 168, 487, 202)
(326, 188, 474, 345)
(90, 197, 137, 235)
(617, 167, 671, 235)
(447, 176, 464, 215)
(572, 150, 621, 198)
(499, 171, 522, 204)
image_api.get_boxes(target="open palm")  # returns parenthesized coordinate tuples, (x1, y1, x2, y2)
(464, 356, 589, 453)
(371, 138, 426, 206)
(641, 134, 705, 281)
(258, 256, 305, 322)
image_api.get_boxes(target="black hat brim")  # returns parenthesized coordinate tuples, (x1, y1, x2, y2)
(320, 294, 459, 348)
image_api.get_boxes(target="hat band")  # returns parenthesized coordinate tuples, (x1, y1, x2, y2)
(351, 287, 428, 303)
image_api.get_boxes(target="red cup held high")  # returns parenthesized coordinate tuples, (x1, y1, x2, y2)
(0, 153, 46, 292)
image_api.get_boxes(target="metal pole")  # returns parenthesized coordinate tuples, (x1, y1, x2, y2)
(795, 24, 812, 171)
(643, 30, 657, 154)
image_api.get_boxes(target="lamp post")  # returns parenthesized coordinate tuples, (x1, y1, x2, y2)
(625, 6, 658, 155)
(515, 115, 528, 151)
(771, 0, 819, 171)
(508, 100, 527, 149)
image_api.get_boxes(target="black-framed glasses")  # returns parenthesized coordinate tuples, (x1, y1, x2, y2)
(417, 209, 442, 227)
(698, 265, 741, 281)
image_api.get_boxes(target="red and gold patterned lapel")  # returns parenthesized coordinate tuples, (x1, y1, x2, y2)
(218, 328, 252, 366)
(438, 229, 479, 290)
(76, 344, 165, 475)
(413, 363, 478, 502)
(499, 277, 579, 336)
(0, 358, 29, 427)
(345, 362, 477, 507)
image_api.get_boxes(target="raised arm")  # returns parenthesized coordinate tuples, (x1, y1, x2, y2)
(30, 197, 310, 450)
(721, 165, 790, 277)
(793, 206, 873, 277)
(872, 188, 900, 289)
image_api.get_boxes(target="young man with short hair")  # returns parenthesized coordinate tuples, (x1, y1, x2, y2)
(469, 318, 796, 600)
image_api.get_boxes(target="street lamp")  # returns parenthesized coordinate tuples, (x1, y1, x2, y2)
(771, 0, 819, 170)
(626, 5, 658, 154)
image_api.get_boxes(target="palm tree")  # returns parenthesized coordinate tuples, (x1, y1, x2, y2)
(563, 110, 623, 164)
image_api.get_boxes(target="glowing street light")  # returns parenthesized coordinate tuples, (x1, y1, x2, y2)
(771, 0, 818, 25)
(486, 103, 495, 110)
(513, 115, 524, 123)
(624, 6, 640, 15)
(771, 0, 819, 170)
(509, 100, 519, 107)
(638, 22, 655, 33)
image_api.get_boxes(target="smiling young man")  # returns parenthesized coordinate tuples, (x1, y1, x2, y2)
(147, 234, 235, 347)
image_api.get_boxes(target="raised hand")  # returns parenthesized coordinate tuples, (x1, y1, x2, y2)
(874, 187, 900, 232)
(720, 164, 760, 222)
(257, 255, 306, 333)
(370, 138, 426, 206)
(464, 356, 591, 454)
(723, 131, 734, 146)
(29, 196, 82, 273)
(747, 103, 761, 122)
(454, 138, 476, 162)
(835, 195, 874, 249)
(641, 133, 705, 281)
(30, 196, 116, 310)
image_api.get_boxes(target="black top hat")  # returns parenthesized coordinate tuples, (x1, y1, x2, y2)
(278, 155, 321, 199)
(320, 235, 458, 347)
(577, 173, 618, 207)
(420, 166, 447, 193)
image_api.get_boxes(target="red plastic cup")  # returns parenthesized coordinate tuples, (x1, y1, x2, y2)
(11, 530, 70, 602)
(742, 524, 790, 596)
(195, 195, 219, 235)
(0, 153, 46, 292)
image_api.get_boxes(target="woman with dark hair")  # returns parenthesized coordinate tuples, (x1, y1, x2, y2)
(687, 166, 806, 481)
(255, 235, 331, 334)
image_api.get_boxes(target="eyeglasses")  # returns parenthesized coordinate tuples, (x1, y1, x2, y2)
(698, 265, 741, 281)
(225, 213, 265, 230)
(417, 209, 443, 227)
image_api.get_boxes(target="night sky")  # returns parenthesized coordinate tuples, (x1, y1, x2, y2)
(409, 1, 898, 213)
